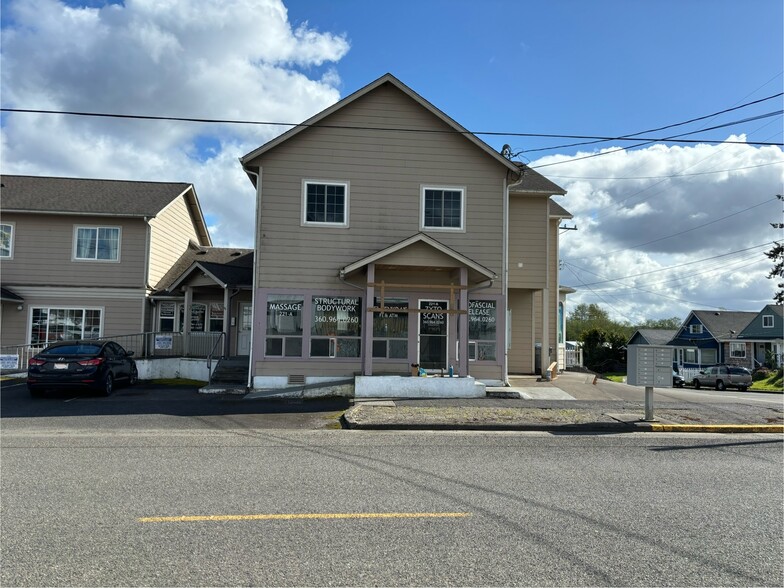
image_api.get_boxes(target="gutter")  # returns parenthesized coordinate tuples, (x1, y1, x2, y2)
(503, 169, 526, 386)
(240, 164, 262, 390)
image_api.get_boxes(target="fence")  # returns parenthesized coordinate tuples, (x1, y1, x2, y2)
(0, 331, 225, 373)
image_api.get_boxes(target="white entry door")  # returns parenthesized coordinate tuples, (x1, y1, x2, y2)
(237, 302, 252, 356)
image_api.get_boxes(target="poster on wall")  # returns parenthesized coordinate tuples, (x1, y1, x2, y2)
(155, 335, 173, 350)
(0, 355, 20, 370)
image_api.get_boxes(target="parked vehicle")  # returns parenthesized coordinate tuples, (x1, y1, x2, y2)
(27, 340, 137, 397)
(692, 364, 751, 391)
(672, 370, 685, 388)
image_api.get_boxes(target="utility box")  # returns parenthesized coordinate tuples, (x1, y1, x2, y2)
(627, 345, 672, 388)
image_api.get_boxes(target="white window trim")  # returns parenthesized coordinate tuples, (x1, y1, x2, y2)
(72, 225, 122, 262)
(0, 221, 15, 259)
(762, 315, 774, 328)
(28, 305, 104, 345)
(420, 185, 466, 232)
(301, 180, 350, 228)
(730, 342, 746, 358)
(689, 324, 703, 334)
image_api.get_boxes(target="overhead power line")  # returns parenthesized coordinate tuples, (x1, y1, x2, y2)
(545, 161, 783, 180)
(1, 107, 781, 147)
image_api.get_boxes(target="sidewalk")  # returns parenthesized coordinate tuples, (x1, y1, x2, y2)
(341, 371, 784, 433)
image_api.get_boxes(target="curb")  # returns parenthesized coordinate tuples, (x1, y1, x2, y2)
(634, 423, 784, 433)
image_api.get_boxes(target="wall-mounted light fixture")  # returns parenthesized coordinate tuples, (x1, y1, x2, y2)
(16, 304, 23, 311)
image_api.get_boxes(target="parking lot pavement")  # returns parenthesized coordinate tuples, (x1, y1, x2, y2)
(0, 378, 350, 430)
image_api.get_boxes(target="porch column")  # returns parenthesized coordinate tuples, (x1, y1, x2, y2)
(362, 263, 375, 376)
(458, 267, 469, 377)
(222, 287, 231, 358)
(183, 286, 192, 356)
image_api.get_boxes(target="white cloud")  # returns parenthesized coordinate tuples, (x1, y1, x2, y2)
(541, 137, 784, 322)
(0, 0, 350, 246)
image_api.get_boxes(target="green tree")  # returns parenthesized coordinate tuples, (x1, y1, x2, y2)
(765, 194, 783, 304)
(636, 317, 682, 330)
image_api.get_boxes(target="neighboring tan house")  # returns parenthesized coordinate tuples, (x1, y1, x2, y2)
(668, 310, 756, 371)
(0, 175, 211, 353)
(238, 73, 569, 388)
(736, 304, 783, 368)
(150, 242, 254, 358)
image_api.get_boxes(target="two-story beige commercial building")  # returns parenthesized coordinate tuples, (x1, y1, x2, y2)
(240, 73, 570, 388)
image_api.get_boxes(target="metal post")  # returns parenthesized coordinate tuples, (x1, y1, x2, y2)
(643, 386, 655, 422)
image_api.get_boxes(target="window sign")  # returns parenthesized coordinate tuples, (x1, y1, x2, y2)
(469, 300, 497, 361)
(266, 295, 303, 357)
(159, 302, 176, 332)
(209, 304, 225, 332)
(373, 297, 408, 359)
(311, 296, 361, 358)
(190, 304, 206, 332)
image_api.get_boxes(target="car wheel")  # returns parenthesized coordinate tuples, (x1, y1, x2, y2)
(693, 379, 701, 390)
(128, 365, 138, 386)
(739, 386, 748, 392)
(716, 380, 726, 391)
(101, 373, 114, 396)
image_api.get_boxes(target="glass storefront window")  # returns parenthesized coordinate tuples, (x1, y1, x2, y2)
(209, 304, 225, 332)
(373, 297, 408, 359)
(266, 295, 303, 357)
(30, 307, 102, 344)
(311, 296, 361, 358)
(468, 299, 496, 361)
(158, 302, 176, 332)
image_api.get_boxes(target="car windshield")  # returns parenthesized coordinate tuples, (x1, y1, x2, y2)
(41, 345, 101, 355)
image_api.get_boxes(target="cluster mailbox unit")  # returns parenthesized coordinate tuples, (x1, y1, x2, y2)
(627, 344, 673, 421)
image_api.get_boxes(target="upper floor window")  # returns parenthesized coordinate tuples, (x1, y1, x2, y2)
(421, 186, 465, 230)
(689, 324, 703, 335)
(0, 223, 14, 258)
(763, 315, 774, 328)
(74, 226, 120, 261)
(303, 181, 348, 226)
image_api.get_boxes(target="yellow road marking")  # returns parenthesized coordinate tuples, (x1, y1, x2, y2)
(139, 512, 471, 523)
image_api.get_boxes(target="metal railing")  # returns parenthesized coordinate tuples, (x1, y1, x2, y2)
(206, 332, 226, 385)
(1, 331, 225, 372)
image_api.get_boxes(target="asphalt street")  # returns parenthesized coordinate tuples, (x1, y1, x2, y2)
(2, 427, 782, 587)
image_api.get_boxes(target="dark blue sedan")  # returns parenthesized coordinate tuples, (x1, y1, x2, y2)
(27, 340, 137, 397)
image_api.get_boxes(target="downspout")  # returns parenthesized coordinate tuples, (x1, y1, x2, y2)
(241, 165, 262, 390)
(142, 217, 152, 336)
(504, 170, 526, 386)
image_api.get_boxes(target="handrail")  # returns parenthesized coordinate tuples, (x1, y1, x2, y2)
(206, 332, 226, 385)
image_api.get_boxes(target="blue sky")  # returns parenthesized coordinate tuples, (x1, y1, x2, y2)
(1, 0, 782, 323)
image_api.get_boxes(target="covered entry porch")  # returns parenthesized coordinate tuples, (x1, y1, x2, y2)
(339, 233, 502, 384)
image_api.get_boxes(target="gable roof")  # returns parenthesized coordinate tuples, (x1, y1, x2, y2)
(154, 242, 253, 292)
(1, 175, 209, 236)
(737, 304, 784, 339)
(239, 73, 565, 196)
(549, 198, 573, 219)
(339, 232, 496, 281)
(629, 329, 677, 346)
(672, 310, 756, 342)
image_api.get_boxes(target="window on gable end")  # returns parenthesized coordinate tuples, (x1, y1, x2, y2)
(421, 186, 465, 231)
(763, 315, 774, 328)
(303, 181, 349, 227)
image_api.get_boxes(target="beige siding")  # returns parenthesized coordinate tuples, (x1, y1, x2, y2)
(508, 196, 549, 289)
(0, 289, 145, 347)
(508, 289, 535, 373)
(148, 194, 200, 288)
(0, 213, 147, 288)
(246, 83, 507, 295)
